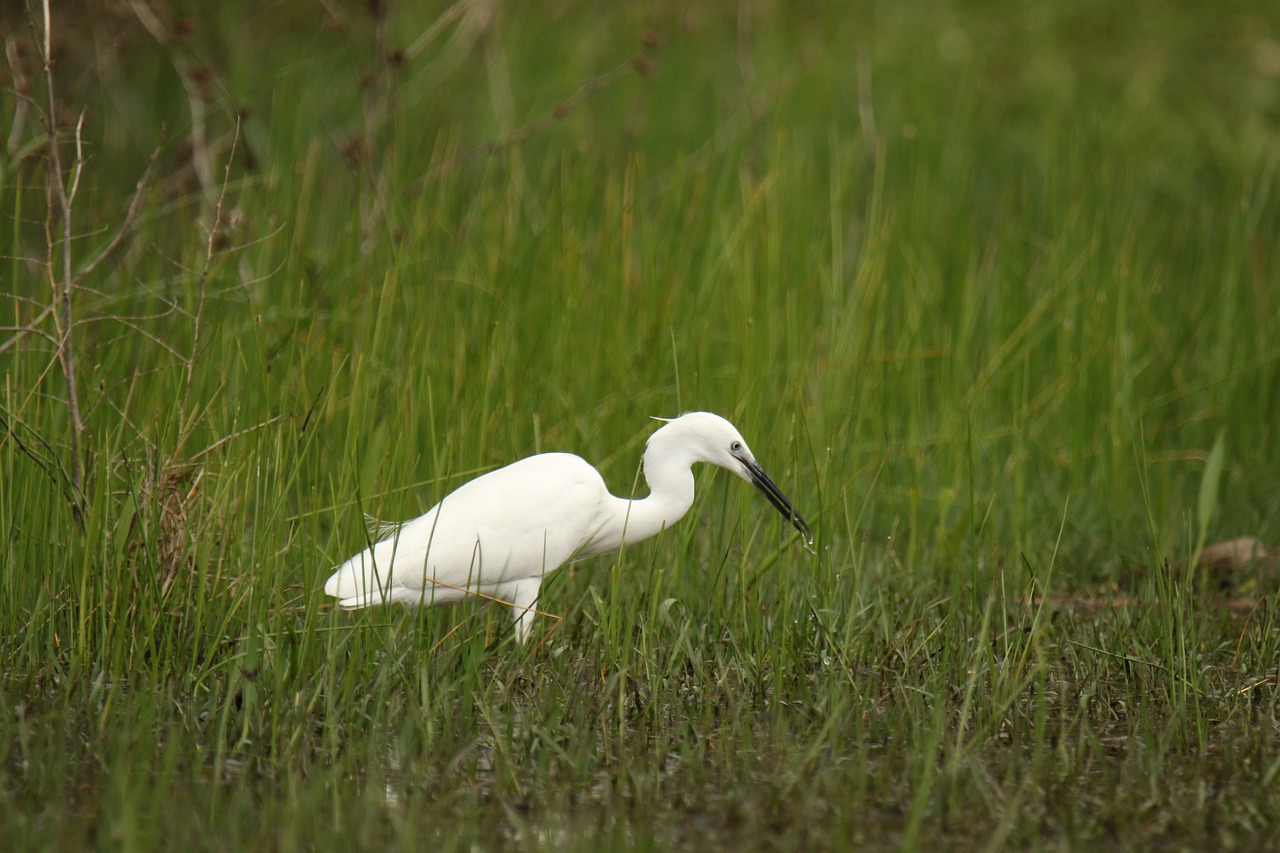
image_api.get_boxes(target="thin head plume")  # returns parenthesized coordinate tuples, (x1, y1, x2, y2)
(649, 415, 674, 423)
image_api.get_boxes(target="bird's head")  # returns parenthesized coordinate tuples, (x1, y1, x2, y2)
(648, 412, 814, 545)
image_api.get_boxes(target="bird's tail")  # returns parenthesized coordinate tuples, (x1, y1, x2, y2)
(324, 550, 388, 607)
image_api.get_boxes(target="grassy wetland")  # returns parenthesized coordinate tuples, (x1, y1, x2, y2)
(3, 0, 1280, 848)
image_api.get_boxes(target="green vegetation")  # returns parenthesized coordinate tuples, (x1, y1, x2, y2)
(3, 0, 1279, 848)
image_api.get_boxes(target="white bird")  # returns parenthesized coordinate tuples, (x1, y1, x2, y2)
(323, 411, 813, 643)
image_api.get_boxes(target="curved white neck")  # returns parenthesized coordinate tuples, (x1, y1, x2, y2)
(580, 443, 699, 556)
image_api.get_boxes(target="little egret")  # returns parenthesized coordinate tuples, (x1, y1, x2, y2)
(323, 411, 813, 643)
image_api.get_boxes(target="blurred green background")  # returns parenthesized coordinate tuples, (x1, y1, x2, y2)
(3, 1, 1279, 848)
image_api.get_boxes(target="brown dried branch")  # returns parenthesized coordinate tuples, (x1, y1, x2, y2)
(4, 34, 32, 161)
(128, 0, 217, 209)
(0, 408, 77, 507)
(74, 141, 162, 283)
(39, 0, 87, 524)
(188, 414, 290, 464)
(170, 118, 239, 458)
(0, 322, 59, 347)
(403, 0, 475, 62)
(22, 1, 164, 525)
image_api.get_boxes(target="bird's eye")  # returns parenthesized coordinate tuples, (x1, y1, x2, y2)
(730, 441, 742, 453)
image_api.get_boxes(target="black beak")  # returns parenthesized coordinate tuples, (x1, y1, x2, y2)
(742, 458, 814, 546)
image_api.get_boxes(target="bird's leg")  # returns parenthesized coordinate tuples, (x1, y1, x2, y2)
(505, 577, 543, 644)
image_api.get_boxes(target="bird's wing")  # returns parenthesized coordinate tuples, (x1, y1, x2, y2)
(325, 453, 606, 605)
(364, 514, 407, 541)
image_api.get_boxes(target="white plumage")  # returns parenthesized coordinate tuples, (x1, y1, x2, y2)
(323, 412, 813, 643)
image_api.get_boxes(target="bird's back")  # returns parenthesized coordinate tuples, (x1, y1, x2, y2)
(324, 452, 609, 608)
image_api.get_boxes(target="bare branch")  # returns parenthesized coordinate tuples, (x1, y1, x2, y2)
(205, 118, 239, 266)
(72, 300, 183, 328)
(0, 304, 57, 355)
(174, 118, 239, 436)
(4, 34, 32, 166)
(0, 408, 78, 506)
(74, 140, 162, 283)
(404, 0, 474, 61)
(40, 0, 87, 523)
(66, 109, 86, 205)
(188, 414, 290, 464)
(95, 316, 189, 360)
(0, 290, 53, 310)
(0, 324, 59, 346)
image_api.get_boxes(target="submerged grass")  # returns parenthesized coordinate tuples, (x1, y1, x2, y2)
(3, 0, 1280, 848)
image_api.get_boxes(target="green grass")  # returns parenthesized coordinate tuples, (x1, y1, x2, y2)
(3, 0, 1280, 848)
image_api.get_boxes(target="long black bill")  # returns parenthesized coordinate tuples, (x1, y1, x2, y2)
(743, 459, 814, 546)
